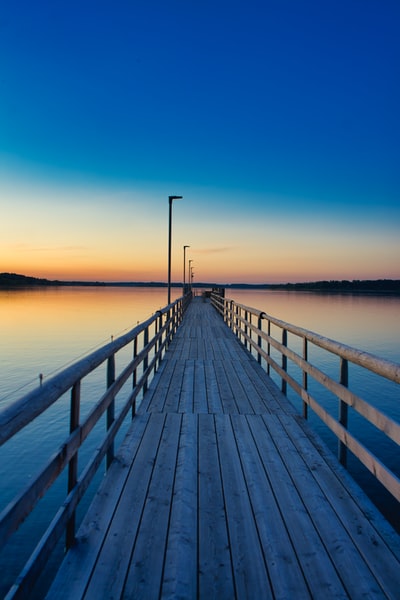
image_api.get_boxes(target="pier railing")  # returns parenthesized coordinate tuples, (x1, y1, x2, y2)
(211, 292, 400, 503)
(0, 293, 191, 599)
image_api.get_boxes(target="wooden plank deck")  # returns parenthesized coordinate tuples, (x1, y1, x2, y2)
(47, 298, 400, 599)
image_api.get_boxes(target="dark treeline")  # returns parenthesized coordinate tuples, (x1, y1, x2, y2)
(261, 279, 400, 293)
(1, 273, 399, 293)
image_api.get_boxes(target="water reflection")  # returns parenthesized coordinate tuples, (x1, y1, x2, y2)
(230, 289, 399, 360)
(0, 286, 181, 405)
(0, 286, 399, 595)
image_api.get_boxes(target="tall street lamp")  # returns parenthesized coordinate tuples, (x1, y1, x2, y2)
(183, 245, 190, 295)
(168, 195, 183, 304)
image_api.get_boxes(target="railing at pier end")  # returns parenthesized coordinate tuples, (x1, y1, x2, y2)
(0, 293, 191, 599)
(211, 291, 400, 505)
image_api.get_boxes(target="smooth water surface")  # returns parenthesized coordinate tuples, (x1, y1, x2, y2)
(0, 287, 399, 596)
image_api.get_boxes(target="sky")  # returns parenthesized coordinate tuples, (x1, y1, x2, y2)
(1, 0, 399, 284)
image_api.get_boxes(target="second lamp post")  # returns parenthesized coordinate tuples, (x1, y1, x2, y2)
(168, 195, 183, 304)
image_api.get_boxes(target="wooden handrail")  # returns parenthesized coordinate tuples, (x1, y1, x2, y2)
(211, 292, 400, 501)
(0, 293, 191, 598)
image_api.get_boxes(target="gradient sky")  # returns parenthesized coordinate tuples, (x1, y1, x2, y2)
(1, 0, 399, 284)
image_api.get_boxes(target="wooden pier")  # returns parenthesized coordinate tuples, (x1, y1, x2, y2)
(46, 297, 400, 599)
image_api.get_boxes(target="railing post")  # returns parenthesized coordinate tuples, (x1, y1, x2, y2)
(154, 317, 159, 376)
(303, 338, 308, 419)
(244, 310, 248, 349)
(176, 300, 180, 332)
(66, 380, 80, 549)
(157, 310, 163, 367)
(166, 307, 171, 347)
(106, 354, 115, 470)
(143, 325, 149, 393)
(229, 300, 234, 329)
(281, 328, 287, 395)
(132, 336, 137, 418)
(249, 312, 252, 355)
(235, 304, 239, 338)
(267, 319, 271, 375)
(257, 315, 262, 365)
(338, 358, 349, 466)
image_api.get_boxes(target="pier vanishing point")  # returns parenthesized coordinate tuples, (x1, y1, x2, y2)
(1, 292, 400, 599)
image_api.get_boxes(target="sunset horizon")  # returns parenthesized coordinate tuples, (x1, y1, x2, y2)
(1, 2, 399, 286)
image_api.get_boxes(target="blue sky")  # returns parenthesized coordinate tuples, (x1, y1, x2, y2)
(1, 1, 399, 283)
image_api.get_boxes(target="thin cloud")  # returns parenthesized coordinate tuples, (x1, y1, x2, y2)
(194, 247, 236, 255)
(13, 244, 88, 252)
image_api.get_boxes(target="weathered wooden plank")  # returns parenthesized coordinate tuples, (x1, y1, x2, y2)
(238, 357, 297, 415)
(226, 358, 271, 414)
(79, 412, 169, 599)
(260, 413, 387, 598)
(230, 413, 311, 599)
(277, 412, 400, 597)
(140, 358, 176, 412)
(163, 358, 185, 412)
(204, 359, 224, 414)
(45, 412, 152, 599)
(122, 413, 182, 599)
(215, 335, 244, 361)
(246, 413, 349, 598)
(198, 414, 234, 598)
(194, 360, 208, 413)
(137, 358, 169, 412)
(217, 356, 255, 414)
(161, 414, 198, 599)
(178, 359, 194, 413)
(213, 360, 239, 414)
(214, 413, 273, 597)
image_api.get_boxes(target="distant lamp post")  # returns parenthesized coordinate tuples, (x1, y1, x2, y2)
(183, 245, 190, 295)
(168, 195, 183, 304)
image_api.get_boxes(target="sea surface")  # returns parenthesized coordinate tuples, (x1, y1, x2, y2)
(0, 286, 399, 596)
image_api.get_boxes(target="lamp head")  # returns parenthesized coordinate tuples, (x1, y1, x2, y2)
(169, 195, 183, 202)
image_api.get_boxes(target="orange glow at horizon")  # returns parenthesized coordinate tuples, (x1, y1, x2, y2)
(1, 177, 399, 285)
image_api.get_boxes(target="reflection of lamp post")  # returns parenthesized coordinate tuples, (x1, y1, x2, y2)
(168, 195, 183, 304)
(183, 245, 190, 295)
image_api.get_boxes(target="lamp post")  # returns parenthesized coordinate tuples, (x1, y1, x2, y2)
(183, 245, 190, 295)
(168, 195, 183, 304)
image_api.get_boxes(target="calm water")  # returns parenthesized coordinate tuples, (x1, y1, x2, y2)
(0, 286, 399, 596)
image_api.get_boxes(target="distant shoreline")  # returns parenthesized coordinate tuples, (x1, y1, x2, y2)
(1, 272, 399, 294)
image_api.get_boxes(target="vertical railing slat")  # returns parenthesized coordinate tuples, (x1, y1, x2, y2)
(132, 336, 138, 418)
(143, 325, 149, 393)
(339, 358, 349, 466)
(66, 380, 81, 549)
(257, 315, 262, 365)
(303, 338, 308, 419)
(106, 355, 116, 470)
(282, 329, 287, 395)
(158, 310, 163, 368)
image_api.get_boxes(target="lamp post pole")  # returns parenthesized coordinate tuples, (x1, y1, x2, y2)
(183, 245, 190, 295)
(168, 195, 183, 304)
